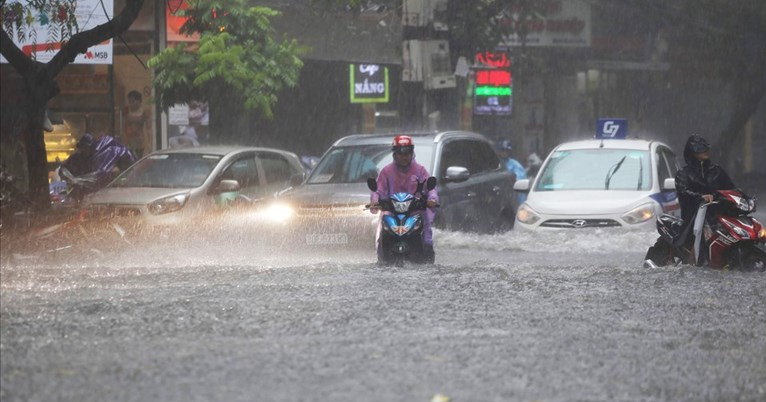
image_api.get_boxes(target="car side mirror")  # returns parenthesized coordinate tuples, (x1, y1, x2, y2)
(367, 178, 378, 192)
(662, 178, 676, 191)
(444, 166, 470, 183)
(217, 179, 241, 193)
(290, 172, 305, 188)
(513, 179, 530, 192)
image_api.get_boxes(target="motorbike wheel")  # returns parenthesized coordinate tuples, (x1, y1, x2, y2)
(739, 245, 766, 272)
(376, 237, 394, 266)
(644, 238, 677, 267)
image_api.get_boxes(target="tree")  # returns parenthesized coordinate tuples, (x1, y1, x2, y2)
(1, 0, 145, 209)
(148, 0, 304, 144)
(662, 0, 766, 166)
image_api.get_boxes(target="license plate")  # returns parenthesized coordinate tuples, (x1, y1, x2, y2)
(305, 233, 348, 245)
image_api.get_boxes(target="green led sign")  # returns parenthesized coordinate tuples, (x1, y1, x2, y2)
(475, 86, 512, 96)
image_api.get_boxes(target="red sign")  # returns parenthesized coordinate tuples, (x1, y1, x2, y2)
(475, 70, 512, 86)
(475, 51, 511, 68)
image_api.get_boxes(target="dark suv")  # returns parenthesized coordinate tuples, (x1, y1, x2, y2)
(276, 131, 516, 246)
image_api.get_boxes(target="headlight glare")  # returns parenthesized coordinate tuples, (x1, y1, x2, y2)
(516, 203, 541, 225)
(262, 203, 294, 223)
(622, 203, 656, 224)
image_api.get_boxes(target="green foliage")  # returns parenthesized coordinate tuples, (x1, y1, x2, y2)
(148, 0, 304, 119)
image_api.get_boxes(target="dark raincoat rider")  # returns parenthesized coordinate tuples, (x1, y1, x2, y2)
(674, 135, 736, 261)
(675, 134, 735, 233)
(644, 134, 736, 267)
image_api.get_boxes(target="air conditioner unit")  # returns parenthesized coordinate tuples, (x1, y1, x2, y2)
(422, 40, 456, 89)
(402, 0, 426, 26)
(403, 0, 449, 30)
(402, 40, 456, 89)
(431, 0, 449, 31)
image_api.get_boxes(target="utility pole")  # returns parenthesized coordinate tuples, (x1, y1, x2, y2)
(400, 0, 456, 131)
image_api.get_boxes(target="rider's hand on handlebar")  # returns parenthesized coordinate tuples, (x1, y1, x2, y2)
(369, 202, 380, 214)
(702, 194, 714, 203)
(426, 199, 438, 208)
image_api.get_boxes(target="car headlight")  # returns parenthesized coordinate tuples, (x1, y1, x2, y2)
(622, 203, 656, 224)
(516, 203, 541, 225)
(261, 203, 295, 223)
(148, 193, 189, 215)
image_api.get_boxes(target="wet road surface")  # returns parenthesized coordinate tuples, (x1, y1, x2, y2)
(2, 227, 765, 402)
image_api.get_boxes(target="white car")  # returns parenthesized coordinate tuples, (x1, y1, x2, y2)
(514, 138, 681, 230)
(85, 146, 306, 227)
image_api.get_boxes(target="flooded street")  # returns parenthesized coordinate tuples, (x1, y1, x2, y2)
(1, 226, 765, 402)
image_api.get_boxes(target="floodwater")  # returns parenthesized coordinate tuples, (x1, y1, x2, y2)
(1, 222, 765, 402)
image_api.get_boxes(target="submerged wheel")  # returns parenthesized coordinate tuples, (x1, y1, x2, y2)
(744, 247, 766, 272)
(727, 245, 766, 272)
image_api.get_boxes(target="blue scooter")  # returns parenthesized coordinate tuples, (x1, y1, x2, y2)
(367, 176, 438, 266)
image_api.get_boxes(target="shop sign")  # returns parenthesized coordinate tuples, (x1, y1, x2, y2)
(349, 64, 389, 104)
(58, 74, 110, 94)
(498, 0, 591, 47)
(473, 51, 512, 115)
(0, 0, 114, 64)
(166, 0, 201, 43)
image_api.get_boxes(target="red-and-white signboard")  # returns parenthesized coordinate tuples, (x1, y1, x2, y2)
(1, 0, 114, 64)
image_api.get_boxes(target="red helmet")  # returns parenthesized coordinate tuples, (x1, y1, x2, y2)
(391, 135, 414, 154)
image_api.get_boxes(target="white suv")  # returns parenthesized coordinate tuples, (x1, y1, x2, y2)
(514, 138, 681, 230)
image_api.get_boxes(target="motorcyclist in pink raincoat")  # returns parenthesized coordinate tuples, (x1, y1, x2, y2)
(370, 135, 439, 260)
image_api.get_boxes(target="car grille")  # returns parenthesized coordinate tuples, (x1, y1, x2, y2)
(540, 219, 621, 229)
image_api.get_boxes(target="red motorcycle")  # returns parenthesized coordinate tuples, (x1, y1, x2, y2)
(645, 189, 766, 271)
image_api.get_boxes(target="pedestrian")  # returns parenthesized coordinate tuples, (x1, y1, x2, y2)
(369, 135, 439, 262)
(496, 139, 527, 203)
(123, 90, 151, 158)
(526, 151, 543, 180)
(168, 125, 201, 149)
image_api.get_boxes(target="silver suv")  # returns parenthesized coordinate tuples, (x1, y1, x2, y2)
(276, 131, 517, 247)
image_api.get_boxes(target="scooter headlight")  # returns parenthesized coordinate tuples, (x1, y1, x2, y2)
(516, 203, 541, 225)
(622, 203, 656, 224)
(732, 196, 756, 213)
(148, 193, 189, 215)
(722, 219, 750, 239)
(393, 200, 412, 213)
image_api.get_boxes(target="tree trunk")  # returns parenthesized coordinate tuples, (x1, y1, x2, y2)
(1, 0, 146, 210)
(715, 47, 766, 171)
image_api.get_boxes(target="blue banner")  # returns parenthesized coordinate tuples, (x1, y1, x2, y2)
(596, 118, 628, 139)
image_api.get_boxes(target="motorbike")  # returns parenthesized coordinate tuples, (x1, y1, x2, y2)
(0, 162, 26, 228)
(367, 176, 438, 266)
(644, 188, 766, 271)
(53, 135, 136, 205)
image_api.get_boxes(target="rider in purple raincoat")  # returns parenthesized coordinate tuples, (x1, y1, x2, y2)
(61, 134, 136, 201)
(370, 135, 439, 260)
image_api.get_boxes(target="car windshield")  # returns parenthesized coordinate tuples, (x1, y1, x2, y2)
(307, 145, 391, 184)
(535, 149, 651, 191)
(110, 153, 222, 188)
(307, 142, 435, 184)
